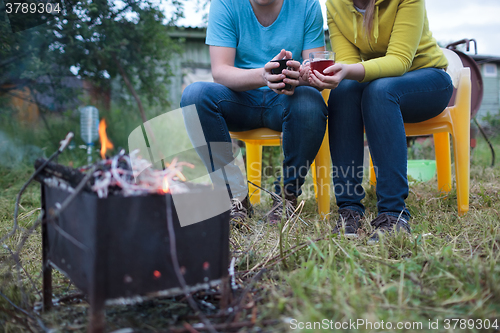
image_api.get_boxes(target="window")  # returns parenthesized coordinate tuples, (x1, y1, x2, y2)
(483, 63, 498, 77)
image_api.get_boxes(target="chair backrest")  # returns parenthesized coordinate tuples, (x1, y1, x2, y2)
(441, 48, 463, 88)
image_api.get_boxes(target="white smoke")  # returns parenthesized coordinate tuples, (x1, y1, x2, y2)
(0, 130, 44, 167)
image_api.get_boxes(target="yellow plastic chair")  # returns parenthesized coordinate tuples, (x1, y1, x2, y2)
(230, 90, 331, 217)
(369, 49, 471, 216)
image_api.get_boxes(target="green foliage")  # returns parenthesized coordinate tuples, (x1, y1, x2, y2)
(53, 0, 182, 107)
(407, 137, 436, 160)
(0, 97, 147, 170)
(480, 109, 500, 137)
(0, 8, 53, 82)
(1, 0, 184, 115)
(262, 146, 282, 187)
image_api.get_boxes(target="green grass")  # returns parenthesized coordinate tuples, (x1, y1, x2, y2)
(1, 113, 500, 332)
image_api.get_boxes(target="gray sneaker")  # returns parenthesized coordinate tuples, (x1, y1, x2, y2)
(332, 209, 362, 238)
(367, 213, 411, 244)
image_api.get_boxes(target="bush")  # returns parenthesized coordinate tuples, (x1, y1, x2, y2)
(479, 109, 500, 137)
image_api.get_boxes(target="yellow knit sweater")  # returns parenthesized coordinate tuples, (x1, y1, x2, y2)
(326, 0, 448, 82)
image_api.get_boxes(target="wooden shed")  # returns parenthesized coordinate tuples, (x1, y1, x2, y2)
(471, 55, 500, 123)
(168, 27, 211, 108)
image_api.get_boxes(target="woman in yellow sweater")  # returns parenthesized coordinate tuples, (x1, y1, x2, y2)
(307, 0, 453, 243)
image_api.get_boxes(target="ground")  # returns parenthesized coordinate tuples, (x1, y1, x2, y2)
(1, 135, 500, 333)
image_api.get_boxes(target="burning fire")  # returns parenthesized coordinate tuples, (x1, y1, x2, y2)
(161, 176, 170, 194)
(98, 119, 114, 159)
(158, 159, 190, 194)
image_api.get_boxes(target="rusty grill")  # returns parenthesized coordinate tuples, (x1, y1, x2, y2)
(35, 139, 230, 332)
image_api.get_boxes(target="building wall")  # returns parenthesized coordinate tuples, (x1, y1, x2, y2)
(476, 62, 500, 123)
(168, 29, 212, 109)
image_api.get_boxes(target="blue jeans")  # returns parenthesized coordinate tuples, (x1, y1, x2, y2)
(180, 82, 328, 198)
(328, 68, 453, 220)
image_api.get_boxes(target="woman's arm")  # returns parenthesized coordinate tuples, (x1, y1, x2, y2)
(326, 9, 362, 65)
(310, 0, 426, 89)
(361, 0, 425, 82)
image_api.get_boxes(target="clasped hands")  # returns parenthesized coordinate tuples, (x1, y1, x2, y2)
(264, 49, 346, 94)
(263, 49, 300, 95)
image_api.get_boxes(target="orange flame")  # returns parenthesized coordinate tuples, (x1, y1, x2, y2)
(98, 119, 114, 159)
(160, 176, 170, 194)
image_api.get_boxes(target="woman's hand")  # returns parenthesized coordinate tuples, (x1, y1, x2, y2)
(308, 63, 346, 90)
(308, 63, 366, 89)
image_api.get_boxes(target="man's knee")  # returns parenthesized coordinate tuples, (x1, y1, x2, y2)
(181, 81, 210, 107)
(289, 86, 328, 118)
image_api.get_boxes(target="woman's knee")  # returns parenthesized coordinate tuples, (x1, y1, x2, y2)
(327, 80, 365, 112)
(362, 79, 394, 103)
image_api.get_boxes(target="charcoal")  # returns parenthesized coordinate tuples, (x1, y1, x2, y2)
(34, 158, 93, 191)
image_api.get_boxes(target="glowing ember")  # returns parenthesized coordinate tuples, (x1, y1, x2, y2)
(98, 119, 114, 159)
(165, 159, 187, 181)
(153, 270, 161, 279)
(175, 171, 186, 182)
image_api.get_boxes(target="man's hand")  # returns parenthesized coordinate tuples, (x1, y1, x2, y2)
(263, 49, 300, 95)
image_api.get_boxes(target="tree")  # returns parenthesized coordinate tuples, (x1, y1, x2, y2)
(0, 6, 55, 88)
(1, 0, 184, 122)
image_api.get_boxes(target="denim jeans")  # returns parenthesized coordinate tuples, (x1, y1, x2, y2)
(328, 68, 454, 220)
(180, 82, 328, 199)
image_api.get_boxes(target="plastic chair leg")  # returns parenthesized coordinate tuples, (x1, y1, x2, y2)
(369, 154, 376, 186)
(245, 143, 262, 205)
(453, 68, 471, 215)
(433, 132, 452, 193)
(452, 114, 471, 216)
(452, 134, 470, 216)
(314, 132, 331, 217)
(312, 160, 318, 199)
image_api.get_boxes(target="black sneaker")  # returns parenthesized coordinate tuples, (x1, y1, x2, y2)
(332, 209, 362, 238)
(267, 194, 298, 224)
(367, 213, 411, 244)
(230, 196, 251, 226)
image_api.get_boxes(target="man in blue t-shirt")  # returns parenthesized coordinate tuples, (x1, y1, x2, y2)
(181, 0, 328, 225)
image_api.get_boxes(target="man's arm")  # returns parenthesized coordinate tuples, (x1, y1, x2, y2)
(210, 46, 268, 91)
(211, 46, 302, 94)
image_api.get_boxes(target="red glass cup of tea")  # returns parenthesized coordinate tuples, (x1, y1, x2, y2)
(271, 58, 293, 91)
(308, 51, 335, 76)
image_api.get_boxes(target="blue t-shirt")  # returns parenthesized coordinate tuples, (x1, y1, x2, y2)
(206, 0, 325, 68)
